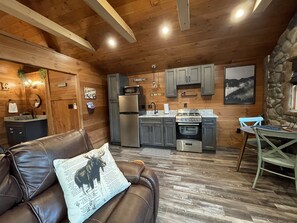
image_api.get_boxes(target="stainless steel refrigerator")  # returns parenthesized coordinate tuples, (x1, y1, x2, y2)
(119, 94, 145, 147)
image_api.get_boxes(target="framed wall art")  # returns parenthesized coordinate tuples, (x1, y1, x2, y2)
(224, 65, 256, 105)
(84, 87, 96, 100)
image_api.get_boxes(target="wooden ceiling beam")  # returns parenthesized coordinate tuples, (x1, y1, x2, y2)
(253, 0, 272, 13)
(83, 0, 136, 43)
(176, 0, 190, 31)
(0, 0, 95, 52)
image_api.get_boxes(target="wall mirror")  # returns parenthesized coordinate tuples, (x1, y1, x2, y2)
(29, 93, 42, 108)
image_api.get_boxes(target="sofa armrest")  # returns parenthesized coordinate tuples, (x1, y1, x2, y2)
(116, 161, 145, 184)
(116, 161, 159, 222)
(140, 169, 159, 222)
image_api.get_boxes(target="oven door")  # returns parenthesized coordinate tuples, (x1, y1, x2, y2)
(176, 122, 202, 140)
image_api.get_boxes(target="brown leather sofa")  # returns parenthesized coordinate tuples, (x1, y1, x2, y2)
(0, 129, 159, 223)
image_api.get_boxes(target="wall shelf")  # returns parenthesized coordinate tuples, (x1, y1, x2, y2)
(181, 92, 197, 97)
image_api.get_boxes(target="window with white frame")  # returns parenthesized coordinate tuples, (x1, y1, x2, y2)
(292, 85, 297, 111)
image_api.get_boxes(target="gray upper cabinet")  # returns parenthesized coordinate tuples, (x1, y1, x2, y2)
(188, 65, 201, 84)
(165, 63, 215, 97)
(165, 69, 177, 97)
(108, 73, 128, 101)
(201, 64, 215, 96)
(108, 73, 128, 144)
(176, 65, 201, 85)
(176, 67, 188, 85)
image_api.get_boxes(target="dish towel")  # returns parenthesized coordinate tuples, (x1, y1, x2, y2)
(8, 102, 18, 113)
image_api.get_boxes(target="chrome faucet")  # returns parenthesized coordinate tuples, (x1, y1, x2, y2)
(149, 102, 158, 114)
(30, 108, 36, 119)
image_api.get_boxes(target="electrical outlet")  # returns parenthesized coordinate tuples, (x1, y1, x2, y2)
(184, 103, 187, 108)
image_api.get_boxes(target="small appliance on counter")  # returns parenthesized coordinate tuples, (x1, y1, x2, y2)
(164, 103, 169, 114)
(176, 109, 202, 153)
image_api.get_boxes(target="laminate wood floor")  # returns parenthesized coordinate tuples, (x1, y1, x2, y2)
(110, 146, 297, 223)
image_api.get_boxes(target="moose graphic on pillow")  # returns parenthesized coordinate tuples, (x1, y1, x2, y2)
(74, 151, 106, 194)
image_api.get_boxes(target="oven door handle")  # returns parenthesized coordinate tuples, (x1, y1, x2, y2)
(177, 123, 201, 126)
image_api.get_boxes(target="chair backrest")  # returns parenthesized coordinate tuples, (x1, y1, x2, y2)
(239, 117, 264, 127)
(254, 127, 297, 162)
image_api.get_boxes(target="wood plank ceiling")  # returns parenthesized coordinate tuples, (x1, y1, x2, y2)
(0, 0, 297, 74)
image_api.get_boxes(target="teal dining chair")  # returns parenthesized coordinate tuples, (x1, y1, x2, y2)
(239, 116, 264, 127)
(239, 116, 264, 147)
(253, 128, 297, 191)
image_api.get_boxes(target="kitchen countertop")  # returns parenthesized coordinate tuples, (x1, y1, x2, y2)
(199, 109, 218, 118)
(139, 109, 218, 118)
(4, 115, 47, 122)
(139, 110, 177, 118)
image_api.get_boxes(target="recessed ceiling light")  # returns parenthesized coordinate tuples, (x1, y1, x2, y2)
(107, 37, 117, 48)
(230, 1, 253, 23)
(235, 9, 245, 18)
(162, 26, 169, 35)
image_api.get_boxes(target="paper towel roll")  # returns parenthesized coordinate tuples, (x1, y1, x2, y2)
(8, 102, 18, 113)
(164, 103, 169, 114)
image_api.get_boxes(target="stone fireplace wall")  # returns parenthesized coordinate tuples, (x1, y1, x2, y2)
(266, 13, 297, 126)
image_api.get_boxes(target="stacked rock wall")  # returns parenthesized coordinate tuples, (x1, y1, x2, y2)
(266, 13, 297, 126)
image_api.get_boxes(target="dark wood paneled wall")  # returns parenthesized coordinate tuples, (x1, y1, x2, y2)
(0, 33, 109, 148)
(128, 59, 265, 148)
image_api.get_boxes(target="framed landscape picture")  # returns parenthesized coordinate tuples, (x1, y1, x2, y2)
(224, 65, 255, 105)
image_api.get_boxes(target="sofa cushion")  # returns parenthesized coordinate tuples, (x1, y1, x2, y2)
(7, 129, 93, 201)
(0, 154, 22, 215)
(28, 183, 67, 223)
(0, 203, 39, 223)
(53, 143, 131, 223)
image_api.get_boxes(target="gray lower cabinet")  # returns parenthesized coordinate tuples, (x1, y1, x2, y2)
(164, 118, 176, 147)
(140, 118, 164, 147)
(140, 117, 176, 147)
(108, 73, 128, 144)
(201, 64, 215, 96)
(165, 69, 177, 97)
(202, 117, 217, 152)
(5, 120, 48, 146)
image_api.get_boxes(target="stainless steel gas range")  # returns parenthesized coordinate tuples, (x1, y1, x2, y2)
(176, 109, 202, 153)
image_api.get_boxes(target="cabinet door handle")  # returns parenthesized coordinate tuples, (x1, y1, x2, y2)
(19, 132, 23, 134)
(189, 76, 191, 82)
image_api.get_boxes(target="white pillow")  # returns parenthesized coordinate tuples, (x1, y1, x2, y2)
(53, 143, 130, 223)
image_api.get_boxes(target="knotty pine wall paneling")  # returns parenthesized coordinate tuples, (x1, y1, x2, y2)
(128, 59, 265, 148)
(0, 33, 109, 148)
(0, 60, 26, 147)
(24, 71, 47, 115)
